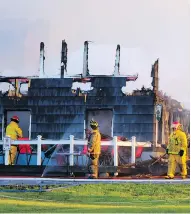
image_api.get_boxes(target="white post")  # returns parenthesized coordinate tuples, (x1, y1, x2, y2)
(161, 116, 165, 144)
(3, 136, 11, 165)
(156, 119, 158, 147)
(113, 136, 118, 176)
(5, 150, 9, 165)
(131, 136, 136, 164)
(69, 135, 74, 166)
(37, 135, 42, 165)
(113, 136, 118, 167)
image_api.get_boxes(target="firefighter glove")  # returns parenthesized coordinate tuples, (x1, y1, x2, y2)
(179, 150, 184, 157)
(166, 149, 168, 154)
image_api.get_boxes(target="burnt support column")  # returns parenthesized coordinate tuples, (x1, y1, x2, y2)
(151, 59, 159, 94)
(82, 41, 89, 77)
(61, 40, 68, 78)
(151, 59, 160, 147)
(39, 42, 45, 78)
(113, 44, 120, 76)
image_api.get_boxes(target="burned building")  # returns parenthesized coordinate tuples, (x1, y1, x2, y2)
(0, 77, 155, 142)
(0, 41, 190, 147)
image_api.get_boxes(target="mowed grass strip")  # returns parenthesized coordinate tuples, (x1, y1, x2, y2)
(0, 183, 190, 213)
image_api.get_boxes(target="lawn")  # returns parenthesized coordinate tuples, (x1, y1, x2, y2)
(0, 183, 190, 213)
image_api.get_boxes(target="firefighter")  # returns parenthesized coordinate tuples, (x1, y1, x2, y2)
(165, 121, 188, 179)
(87, 119, 101, 179)
(6, 116, 23, 165)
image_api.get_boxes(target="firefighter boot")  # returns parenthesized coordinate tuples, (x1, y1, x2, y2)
(165, 176, 174, 179)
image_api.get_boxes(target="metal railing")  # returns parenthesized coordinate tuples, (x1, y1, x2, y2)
(0, 135, 152, 166)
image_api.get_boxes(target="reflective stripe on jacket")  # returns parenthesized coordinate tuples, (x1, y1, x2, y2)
(167, 130, 187, 155)
(6, 121, 23, 140)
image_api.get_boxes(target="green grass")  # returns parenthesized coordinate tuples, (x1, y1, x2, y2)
(0, 184, 190, 213)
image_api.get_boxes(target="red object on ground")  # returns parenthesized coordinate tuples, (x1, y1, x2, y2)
(56, 154, 65, 165)
(135, 146, 144, 158)
(81, 145, 88, 154)
(41, 144, 48, 151)
(18, 138, 32, 154)
(101, 136, 125, 154)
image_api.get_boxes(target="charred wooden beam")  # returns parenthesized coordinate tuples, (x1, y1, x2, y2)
(39, 42, 45, 78)
(61, 40, 68, 78)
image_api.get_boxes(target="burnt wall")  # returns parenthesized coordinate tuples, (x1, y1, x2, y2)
(0, 77, 155, 141)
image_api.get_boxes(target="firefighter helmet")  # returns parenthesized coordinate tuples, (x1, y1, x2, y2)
(90, 119, 98, 128)
(11, 115, 19, 123)
(171, 121, 182, 129)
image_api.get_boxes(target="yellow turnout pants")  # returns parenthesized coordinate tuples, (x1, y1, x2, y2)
(88, 154, 99, 178)
(167, 154, 187, 178)
(8, 145, 18, 165)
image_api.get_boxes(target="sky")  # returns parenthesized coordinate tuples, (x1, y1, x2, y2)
(0, 0, 190, 108)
